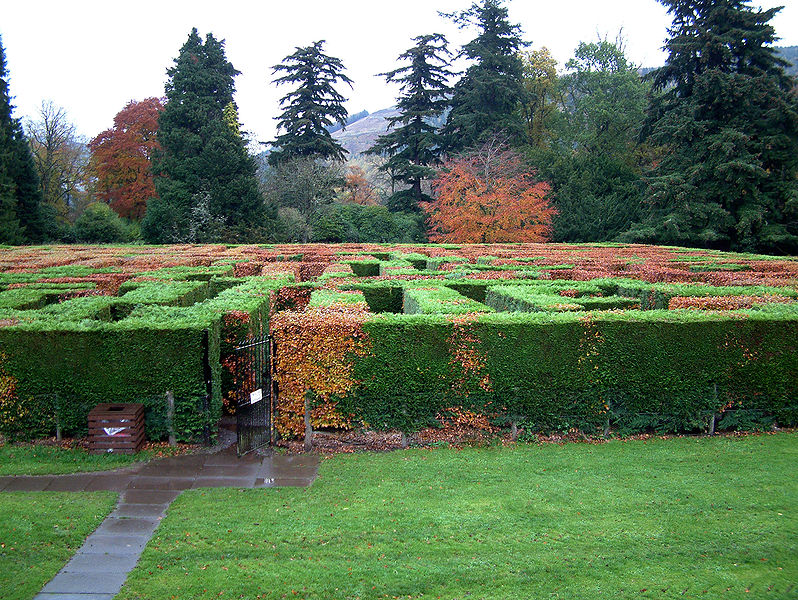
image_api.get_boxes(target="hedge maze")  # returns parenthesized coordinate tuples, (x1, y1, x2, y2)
(0, 243, 795, 442)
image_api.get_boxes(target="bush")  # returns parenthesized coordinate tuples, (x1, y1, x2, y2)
(74, 203, 129, 243)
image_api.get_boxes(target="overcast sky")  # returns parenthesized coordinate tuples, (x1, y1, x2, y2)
(2, 0, 796, 146)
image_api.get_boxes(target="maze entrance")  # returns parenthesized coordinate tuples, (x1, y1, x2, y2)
(234, 335, 273, 456)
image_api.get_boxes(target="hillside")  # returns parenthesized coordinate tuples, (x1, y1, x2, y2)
(331, 107, 399, 156)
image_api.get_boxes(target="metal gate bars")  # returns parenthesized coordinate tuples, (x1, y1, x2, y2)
(234, 335, 272, 456)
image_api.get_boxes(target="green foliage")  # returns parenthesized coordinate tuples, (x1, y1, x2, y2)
(0, 36, 46, 243)
(269, 40, 352, 165)
(403, 285, 492, 314)
(366, 34, 453, 211)
(0, 274, 287, 442)
(311, 203, 426, 243)
(73, 202, 130, 243)
(308, 289, 366, 308)
(534, 39, 648, 242)
(625, 0, 798, 254)
(142, 29, 264, 243)
(339, 307, 798, 434)
(443, 0, 526, 152)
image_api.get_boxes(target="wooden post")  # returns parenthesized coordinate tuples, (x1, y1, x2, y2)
(304, 393, 312, 451)
(510, 421, 518, 441)
(54, 394, 62, 442)
(166, 391, 176, 447)
(401, 431, 409, 449)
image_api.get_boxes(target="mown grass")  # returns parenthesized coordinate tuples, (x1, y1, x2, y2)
(0, 443, 183, 475)
(118, 433, 797, 599)
(0, 491, 117, 600)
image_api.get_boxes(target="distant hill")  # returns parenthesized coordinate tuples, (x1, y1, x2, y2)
(777, 45, 798, 77)
(331, 107, 399, 156)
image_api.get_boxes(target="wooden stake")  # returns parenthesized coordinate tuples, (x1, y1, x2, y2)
(166, 391, 176, 447)
(304, 393, 312, 451)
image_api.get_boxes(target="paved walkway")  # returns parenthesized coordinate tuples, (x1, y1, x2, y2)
(0, 446, 319, 600)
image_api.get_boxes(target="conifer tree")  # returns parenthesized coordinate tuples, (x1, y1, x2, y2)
(442, 0, 526, 153)
(626, 0, 798, 253)
(0, 36, 46, 243)
(269, 41, 352, 165)
(142, 29, 264, 243)
(366, 34, 453, 212)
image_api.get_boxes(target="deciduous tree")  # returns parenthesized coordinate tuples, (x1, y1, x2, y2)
(519, 47, 559, 149)
(260, 158, 343, 242)
(544, 39, 649, 242)
(88, 97, 163, 220)
(26, 101, 88, 223)
(269, 41, 352, 166)
(340, 166, 377, 206)
(366, 34, 453, 212)
(425, 137, 554, 242)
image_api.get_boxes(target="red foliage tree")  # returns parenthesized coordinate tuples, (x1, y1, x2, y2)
(88, 98, 164, 220)
(424, 139, 555, 243)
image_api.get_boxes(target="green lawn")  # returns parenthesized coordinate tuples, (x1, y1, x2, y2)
(0, 443, 183, 475)
(0, 491, 117, 600)
(118, 434, 797, 599)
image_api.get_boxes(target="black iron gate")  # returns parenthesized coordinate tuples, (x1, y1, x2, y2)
(234, 334, 272, 456)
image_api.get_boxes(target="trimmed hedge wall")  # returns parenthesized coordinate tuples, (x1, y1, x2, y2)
(0, 275, 289, 442)
(334, 306, 798, 435)
(403, 286, 493, 315)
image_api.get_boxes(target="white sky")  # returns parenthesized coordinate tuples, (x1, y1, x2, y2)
(2, 0, 796, 146)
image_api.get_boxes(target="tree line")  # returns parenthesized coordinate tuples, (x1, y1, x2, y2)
(1, 0, 796, 253)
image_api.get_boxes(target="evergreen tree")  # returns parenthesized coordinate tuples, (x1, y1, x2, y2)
(0, 36, 46, 243)
(142, 29, 264, 243)
(442, 0, 526, 153)
(625, 0, 798, 253)
(269, 41, 352, 165)
(543, 39, 649, 242)
(366, 34, 454, 212)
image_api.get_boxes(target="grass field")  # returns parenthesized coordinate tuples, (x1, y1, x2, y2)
(0, 491, 117, 600)
(116, 433, 797, 599)
(0, 443, 185, 476)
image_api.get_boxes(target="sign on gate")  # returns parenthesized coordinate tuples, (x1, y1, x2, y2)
(234, 335, 272, 455)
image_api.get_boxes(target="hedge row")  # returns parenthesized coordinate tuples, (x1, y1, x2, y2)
(403, 286, 493, 315)
(485, 286, 639, 312)
(0, 274, 290, 441)
(331, 306, 798, 435)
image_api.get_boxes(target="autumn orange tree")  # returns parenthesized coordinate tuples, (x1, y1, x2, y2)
(424, 138, 555, 243)
(340, 166, 378, 205)
(88, 97, 163, 220)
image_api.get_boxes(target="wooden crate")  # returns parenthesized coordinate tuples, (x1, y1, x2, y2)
(88, 403, 145, 454)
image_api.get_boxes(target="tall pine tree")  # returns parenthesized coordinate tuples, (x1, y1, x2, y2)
(626, 0, 798, 253)
(366, 34, 453, 212)
(142, 29, 263, 243)
(269, 41, 352, 166)
(0, 36, 46, 243)
(442, 0, 526, 153)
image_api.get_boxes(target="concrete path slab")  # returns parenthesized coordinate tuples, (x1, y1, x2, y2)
(3, 446, 319, 599)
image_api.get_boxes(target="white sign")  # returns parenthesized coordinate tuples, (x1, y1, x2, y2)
(250, 389, 263, 404)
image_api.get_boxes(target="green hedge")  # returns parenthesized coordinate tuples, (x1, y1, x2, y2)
(334, 306, 798, 435)
(403, 286, 493, 315)
(0, 276, 289, 442)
